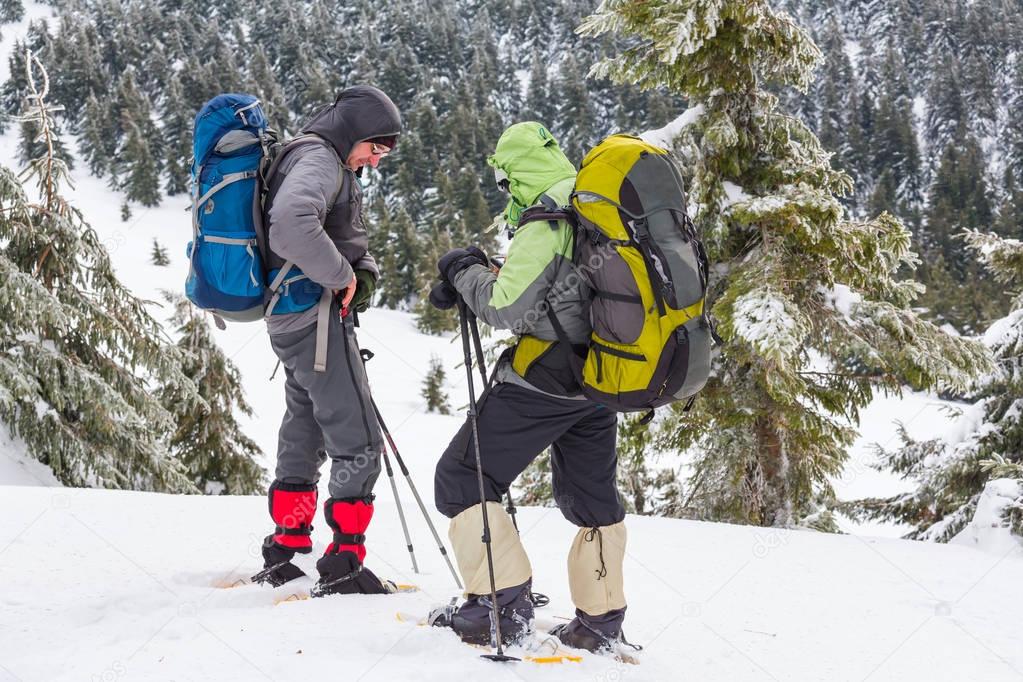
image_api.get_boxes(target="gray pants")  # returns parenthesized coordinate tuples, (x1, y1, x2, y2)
(270, 302, 382, 499)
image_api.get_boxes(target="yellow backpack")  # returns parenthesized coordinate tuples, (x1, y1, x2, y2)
(520, 134, 713, 414)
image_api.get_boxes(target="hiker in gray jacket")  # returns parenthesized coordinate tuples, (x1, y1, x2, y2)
(253, 85, 401, 597)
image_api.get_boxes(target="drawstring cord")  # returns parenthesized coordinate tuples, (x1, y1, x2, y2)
(584, 527, 607, 580)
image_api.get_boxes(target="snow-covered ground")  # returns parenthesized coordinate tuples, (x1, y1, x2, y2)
(833, 390, 962, 536)
(2, 485, 1022, 682)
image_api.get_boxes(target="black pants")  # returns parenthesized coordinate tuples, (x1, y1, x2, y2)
(434, 382, 624, 528)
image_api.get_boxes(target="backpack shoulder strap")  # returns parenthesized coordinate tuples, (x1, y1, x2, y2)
(257, 134, 345, 374)
(262, 134, 344, 208)
(518, 193, 576, 231)
(543, 300, 586, 390)
(255, 134, 345, 261)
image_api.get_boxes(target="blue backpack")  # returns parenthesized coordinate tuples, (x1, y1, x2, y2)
(186, 94, 340, 324)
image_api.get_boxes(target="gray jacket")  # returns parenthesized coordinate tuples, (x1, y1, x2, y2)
(264, 85, 400, 335)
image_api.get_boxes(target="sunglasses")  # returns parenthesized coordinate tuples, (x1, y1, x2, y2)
(370, 142, 391, 157)
(494, 167, 510, 192)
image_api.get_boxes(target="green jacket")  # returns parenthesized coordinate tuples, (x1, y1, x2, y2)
(452, 122, 592, 395)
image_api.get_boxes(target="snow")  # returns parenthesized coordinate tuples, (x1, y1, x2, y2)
(0, 422, 60, 487)
(982, 308, 1023, 348)
(940, 400, 988, 451)
(741, 194, 789, 215)
(2, 10, 1023, 680)
(912, 95, 929, 160)
(514, 68, 529, 100)
(0, 3, 54, 84)
(640, 104, 704, 149)
(833, 390, 962, 537)
(940, 323, 961, 337)
(1, 485, 1022, 681)
(721, 180, 750, 208)
(819, 283, 862, 322)
(732, 289, 801, 361)
(843, 39, 862, 71)
(950, 479, 1023, 555)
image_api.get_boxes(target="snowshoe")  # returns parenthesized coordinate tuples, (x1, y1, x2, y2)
(252, 541, 307, 587)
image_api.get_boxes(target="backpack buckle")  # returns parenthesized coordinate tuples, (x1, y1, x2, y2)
(632, 219, 650, 241)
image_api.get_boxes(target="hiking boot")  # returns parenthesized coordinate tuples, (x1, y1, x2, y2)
(252, 542, 307, 587)
(252, 481, 317, 586)
(550, 607, 626, 653)
(312, 496, 393, 596)
(429, 581, 534, 646)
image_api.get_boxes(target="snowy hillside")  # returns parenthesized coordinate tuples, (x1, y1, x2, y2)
(0, 1, 954, 537)
(3, 4, 1023, 680)
(2, 485, 1022, 682)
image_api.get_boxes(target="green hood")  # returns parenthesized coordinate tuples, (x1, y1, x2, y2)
(487, 122, 577, 224)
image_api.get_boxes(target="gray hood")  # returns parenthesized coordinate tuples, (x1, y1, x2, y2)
(300, 85, 401, 162)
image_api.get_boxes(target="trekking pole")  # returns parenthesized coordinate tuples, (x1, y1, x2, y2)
(369, 395, 464, 591)
(353, 346, 418, 574)
(466, 309, 489, 389)
(359, 349, 462, 590)
(459, 299, 517, 662)
(465, 312, 520, 533)
(381, 446, 418, 574)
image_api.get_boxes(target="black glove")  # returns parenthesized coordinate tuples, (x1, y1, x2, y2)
(437, 246, 488, 283)
(428, 280, 459, 310)
(351, 269, 377, 313)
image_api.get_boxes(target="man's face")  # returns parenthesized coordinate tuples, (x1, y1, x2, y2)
(346, 141, 391, 171)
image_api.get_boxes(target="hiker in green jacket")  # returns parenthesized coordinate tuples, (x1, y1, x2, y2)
(429, 122, 630, 652)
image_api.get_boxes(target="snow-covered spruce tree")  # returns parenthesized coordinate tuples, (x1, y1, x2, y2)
(118, 115, 162, 207)
(555, 52, 596, 167)
(376, 206, 421, 309)
(0, 0, 25, 23)
(161, 74, 194, 196)
(80, 93, 113, 176)
(159, 294, 265, 495)
(616, 414, 657, 515)
(981, 459, 1023, 538)
(579, 1, 991, 528)
(0, 53, 200, 491)
(515, 450, 554, 507)
(414, 228, 459, 335)
(420, 355, 451, 415)
(150, 238, 169, 267)
(851, 230, 1023, 540)
(18, 117, 74, 170)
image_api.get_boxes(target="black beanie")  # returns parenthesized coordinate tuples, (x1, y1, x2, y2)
(367, 135, 398, 150)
